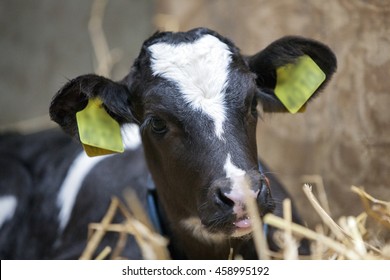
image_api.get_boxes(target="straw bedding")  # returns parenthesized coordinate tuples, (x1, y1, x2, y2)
(81, 181, 390, 260)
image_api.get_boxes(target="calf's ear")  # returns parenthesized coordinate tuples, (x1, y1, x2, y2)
(247, 36, 337, 113)
(50, 74, 135, 156)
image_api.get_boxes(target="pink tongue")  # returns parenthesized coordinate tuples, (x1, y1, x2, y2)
(234, 218, 252, 228)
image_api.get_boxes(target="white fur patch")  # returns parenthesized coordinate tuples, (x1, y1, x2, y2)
(224, 153, 246, 179)
(121, 123, 141, 150)
(224, 153, 247, 202)
(181, 216, 226, 244)
(224, 153, 256, 216)
(149, 34, 232, 139)
(0, 196, 17, 229)
(57, 152, 110, 231)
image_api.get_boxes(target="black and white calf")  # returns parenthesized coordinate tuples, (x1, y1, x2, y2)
(0, 28, 336, 259)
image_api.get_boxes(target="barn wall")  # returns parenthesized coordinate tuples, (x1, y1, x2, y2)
(0, 0, 154, 132)
(155, 0, 390, 226)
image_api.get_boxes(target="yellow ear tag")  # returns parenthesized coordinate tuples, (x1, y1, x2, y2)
(275, 55, 326, 114)
(76, 98, 124, 157)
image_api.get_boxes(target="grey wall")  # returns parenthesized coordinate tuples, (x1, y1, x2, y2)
(0, 0, 154, 132)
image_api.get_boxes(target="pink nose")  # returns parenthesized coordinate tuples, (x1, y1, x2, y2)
(221, 189, 259, 217)
(223, 189, 259, 206)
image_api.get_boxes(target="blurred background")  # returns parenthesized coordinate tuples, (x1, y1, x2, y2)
(1, 0, 389, 227)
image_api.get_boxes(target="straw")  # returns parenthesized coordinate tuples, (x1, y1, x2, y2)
(80, 180, 389, 260)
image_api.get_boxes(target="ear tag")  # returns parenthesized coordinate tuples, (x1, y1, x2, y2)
(275, 55, 326, 113)
(76, 98, 124, 157)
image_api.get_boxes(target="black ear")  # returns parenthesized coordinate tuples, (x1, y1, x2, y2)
(247, 36, 337, 112)
(49, 74, 134, 138)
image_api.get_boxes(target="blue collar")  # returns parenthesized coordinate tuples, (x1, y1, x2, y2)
(146, 176, 164, 235)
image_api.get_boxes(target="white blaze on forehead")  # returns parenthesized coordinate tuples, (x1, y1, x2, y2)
(148, 34, 232, 139)
(0, 195, 17, 229)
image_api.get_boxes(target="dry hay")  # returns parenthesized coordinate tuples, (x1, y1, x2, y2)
(79, 190, 170, 260)
(264, 184, 390, 260)
(81, 181, 390, 260)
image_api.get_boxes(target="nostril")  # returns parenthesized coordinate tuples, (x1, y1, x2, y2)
(216, 188, 235, 207)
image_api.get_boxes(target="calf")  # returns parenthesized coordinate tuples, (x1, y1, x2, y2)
(0, 27, 336, 259)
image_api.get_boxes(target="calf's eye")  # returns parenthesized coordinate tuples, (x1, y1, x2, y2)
(151, 117, 168, 134)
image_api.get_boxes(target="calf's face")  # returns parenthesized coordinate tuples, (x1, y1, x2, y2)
(50, 28, 336, 243)
(131, 33, 272, 240)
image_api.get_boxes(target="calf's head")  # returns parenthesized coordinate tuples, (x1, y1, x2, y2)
(50, 28, 336, 243)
